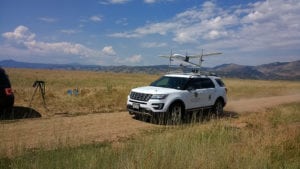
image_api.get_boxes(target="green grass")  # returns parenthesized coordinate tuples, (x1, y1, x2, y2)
(2, 103, 299, 169)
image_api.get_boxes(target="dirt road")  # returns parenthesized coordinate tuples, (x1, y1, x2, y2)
(1, 94, 300, 156)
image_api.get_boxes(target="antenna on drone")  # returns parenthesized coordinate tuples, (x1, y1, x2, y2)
(196, 49, 222, 74)
(167, 49, 173, 72)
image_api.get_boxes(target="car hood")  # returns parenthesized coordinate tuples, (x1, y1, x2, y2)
(131, 86, 179, 94)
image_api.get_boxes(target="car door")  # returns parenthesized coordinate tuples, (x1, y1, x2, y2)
(199, 78, 216, 107)
(185, 78, 208, 109)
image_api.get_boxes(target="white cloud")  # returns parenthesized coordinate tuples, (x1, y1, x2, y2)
(99, 0, 130, 5)
(2, 25, 104, 59)
(115, 54, 142, 64)
(60, 29, 81, 34)
(2, 25, 36, 42)
(204, 30, 228, 40)
(172, 32, 194, 43)
(144, 0, 156, 3)
(2, 0, 300, 66)
(102, 46, 116, 56)
(144, 0, 174, 4)
(135, 22, 177, 35)
(141, 42, 167, 48)
(109, 22, 178, 38)
(115, 18, 128, 26)
(127, 54, 142, 63)
(23, 40, 100, 57)
(38, 17, 57, 23)
(229, 0, 300, 51)
(90, 15, 102, 22)
(109, 32, 140, 38)
(110, 0, 300, 52)
(108, 2, 235, 43)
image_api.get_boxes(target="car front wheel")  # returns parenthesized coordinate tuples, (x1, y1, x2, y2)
(167, 102, 183, 125)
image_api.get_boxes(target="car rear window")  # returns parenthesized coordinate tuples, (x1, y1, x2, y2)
(215, 79, 225, 87)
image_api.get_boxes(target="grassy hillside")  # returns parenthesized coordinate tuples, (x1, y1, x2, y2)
(1, 103, 299, 169)
(6, 68, 300, 117)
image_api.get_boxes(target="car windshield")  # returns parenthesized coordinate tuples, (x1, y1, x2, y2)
(150, 76, 189, 90)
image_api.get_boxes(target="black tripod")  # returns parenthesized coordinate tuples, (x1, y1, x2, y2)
(29, 80, 47, 109)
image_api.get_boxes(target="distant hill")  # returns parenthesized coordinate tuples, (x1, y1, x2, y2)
(256, 61, 300, 80)
(0, 59, 74, 69)
(0, 59, 169, 74)
(0, 59, 299, 80)
(212, 64, 266, 79)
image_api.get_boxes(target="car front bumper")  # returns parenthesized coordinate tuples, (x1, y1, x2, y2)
(127, 98, 168, 117)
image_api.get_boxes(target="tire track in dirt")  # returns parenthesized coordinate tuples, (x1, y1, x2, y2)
(226, 94, 300, 113)
(1, 94, 300, 156)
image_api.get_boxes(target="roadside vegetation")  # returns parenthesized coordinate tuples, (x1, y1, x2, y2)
(1, 102, 299, 169)
(1, 68, 299, 168)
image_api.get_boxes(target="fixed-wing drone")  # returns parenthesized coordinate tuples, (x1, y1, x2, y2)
(160, 49, 222, 70)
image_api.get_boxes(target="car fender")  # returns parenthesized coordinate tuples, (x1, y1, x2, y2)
(164, 94, 186, 112)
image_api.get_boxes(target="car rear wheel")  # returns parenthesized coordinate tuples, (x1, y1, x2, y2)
(213, 99, 224, 117)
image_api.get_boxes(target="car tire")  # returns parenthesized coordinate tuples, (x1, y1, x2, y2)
(213, 99, 224, 117)
(167, 102, 183, 125)
(151, 113, 165, 125)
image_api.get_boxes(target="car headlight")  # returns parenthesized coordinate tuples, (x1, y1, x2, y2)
(151, 94, 168, 100)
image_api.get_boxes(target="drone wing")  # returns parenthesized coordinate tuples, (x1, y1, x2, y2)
(187, 52, 222, 58)
(159, 54, 186, 61)
(202, 52, 222, 57)
(159, 55, 171, 58)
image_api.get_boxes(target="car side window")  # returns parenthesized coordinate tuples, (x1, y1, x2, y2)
(187, 79, 201, 90)
(186, 78, 215, 90)
(201, 78, 215, 89)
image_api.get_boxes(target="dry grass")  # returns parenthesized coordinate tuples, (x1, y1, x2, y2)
(1, 68, 300, 168)
(1, 103, 299, 169)
(7, 68, 159, 116)
(225, 78, 300, 100)
(6, 68, 300, 117)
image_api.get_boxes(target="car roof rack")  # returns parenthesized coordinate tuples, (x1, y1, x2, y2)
(166, 71, 219, 77)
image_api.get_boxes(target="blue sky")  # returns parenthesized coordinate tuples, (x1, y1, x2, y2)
(0, 0, 299, 67)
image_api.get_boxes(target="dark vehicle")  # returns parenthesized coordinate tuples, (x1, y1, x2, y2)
(0, 67, 14, 115)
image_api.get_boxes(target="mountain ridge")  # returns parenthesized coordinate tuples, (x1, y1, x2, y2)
(0, 59, 299, 80)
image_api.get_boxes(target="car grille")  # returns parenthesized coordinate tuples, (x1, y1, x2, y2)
(130, 92, 152, 101)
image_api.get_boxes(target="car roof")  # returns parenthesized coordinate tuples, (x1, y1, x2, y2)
(164, 73, 221, 79)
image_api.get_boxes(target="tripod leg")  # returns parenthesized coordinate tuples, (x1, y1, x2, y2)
(29, 86, 38, 107)
(38, 84, 47, 108)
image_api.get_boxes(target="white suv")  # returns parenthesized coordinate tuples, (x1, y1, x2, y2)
(127, 73, 227, 124)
